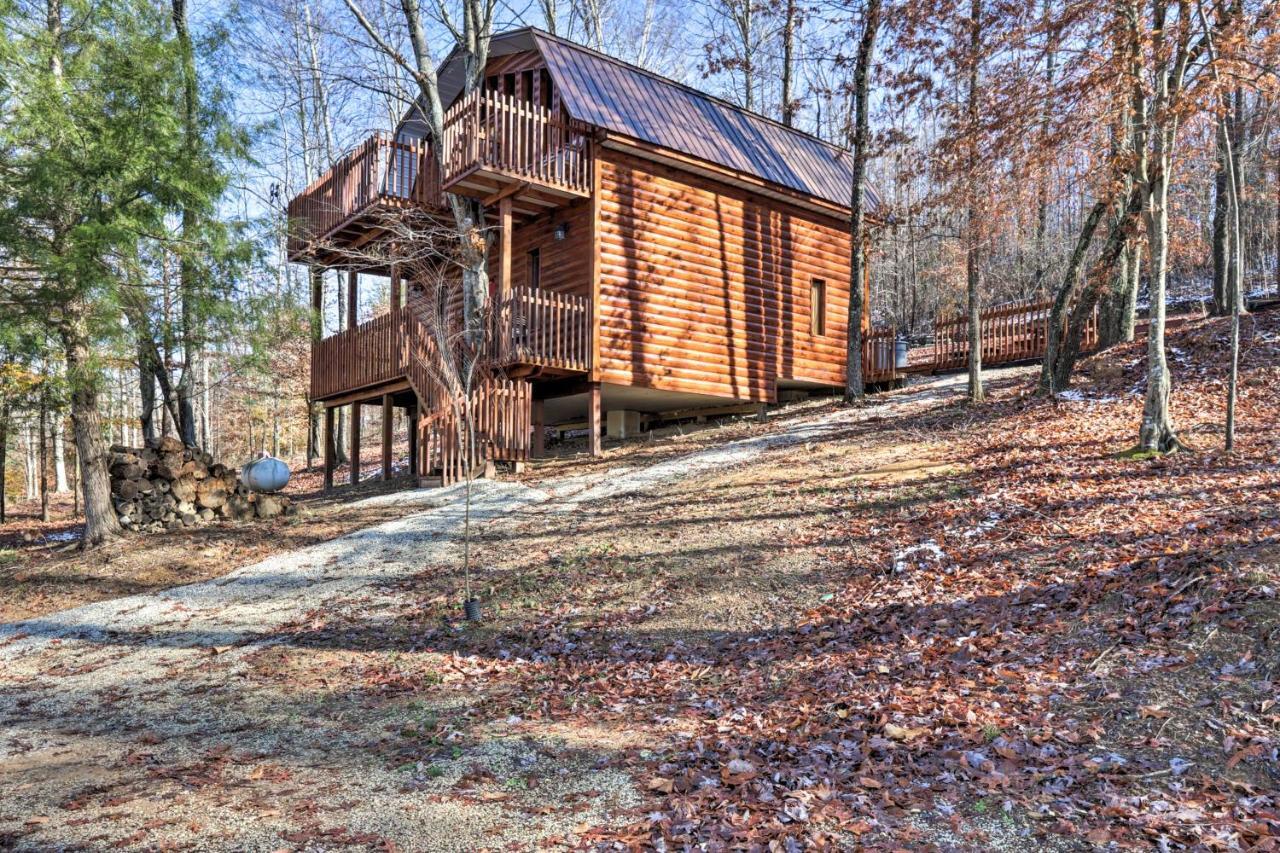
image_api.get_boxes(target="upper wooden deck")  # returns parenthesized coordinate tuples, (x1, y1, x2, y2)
(286, 90, 594, 262)
(440, 89, 593, 207)
(286, 134, 444, 261)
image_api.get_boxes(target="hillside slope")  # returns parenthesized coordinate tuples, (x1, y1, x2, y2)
(2, 312, 1277, 851)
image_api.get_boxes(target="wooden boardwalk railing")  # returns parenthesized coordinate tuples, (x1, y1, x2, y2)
(863, 326, 898, 384)
(492, 286, 592, 372)
(933, 298, 1098, 371)
(287, 133, 444, 254)
(441, 90, 593, 196)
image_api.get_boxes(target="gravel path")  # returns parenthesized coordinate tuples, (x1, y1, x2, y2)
(0, 370, 1015, 851)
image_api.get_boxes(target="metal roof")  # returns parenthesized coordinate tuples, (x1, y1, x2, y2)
(426, 28, 881, 215)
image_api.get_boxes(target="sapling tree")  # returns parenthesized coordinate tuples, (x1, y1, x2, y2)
(310, 207, 498, 618)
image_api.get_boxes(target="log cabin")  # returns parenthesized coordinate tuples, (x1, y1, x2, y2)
(286, 27, 892, 489)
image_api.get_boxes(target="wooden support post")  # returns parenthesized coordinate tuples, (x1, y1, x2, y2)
(381, 394, 393, 481)
(499, 196, 512, 297)
(532, 398, 545, 459)
(407, 401, 419, 479)
(350, 402, 361, 485)
(347, 269, 358, 330)
(310, 267, 323, 330)
(588, 382, 602, 458)
(390, 263, 401, 310)
(322, 406, 335, 491)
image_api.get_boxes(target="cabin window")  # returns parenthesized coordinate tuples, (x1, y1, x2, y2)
(810, 279, 827, 336)
(503, 73, 516, 96)
(486, 75, 499, 93)
(521, 69, 534, 102)
(527, 248, 541, 289)
(540, 69, 553, 107)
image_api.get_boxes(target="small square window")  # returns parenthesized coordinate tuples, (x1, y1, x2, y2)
(810, 279, 827, 336)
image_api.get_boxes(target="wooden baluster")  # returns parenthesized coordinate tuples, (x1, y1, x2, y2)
(518, 98, 526, 177)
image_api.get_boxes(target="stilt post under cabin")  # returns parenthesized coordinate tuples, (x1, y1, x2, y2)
(347, 269, 358, 330)
(322, 405, 335, 491)
(532, 398, 545, 459)
(588, 383, 602, 457)
(350, 402, 361, 485)
(381, 394, 393, 481)
(407, 399, 419, 480)
(310, 267, 323, 325)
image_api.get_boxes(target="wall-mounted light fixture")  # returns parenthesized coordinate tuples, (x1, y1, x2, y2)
(553, 222, 570, 241)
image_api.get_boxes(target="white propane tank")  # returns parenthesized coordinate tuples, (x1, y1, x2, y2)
(241, 454, 291, 493)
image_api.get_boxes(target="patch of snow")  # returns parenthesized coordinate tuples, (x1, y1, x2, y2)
(1055, 390, 1119, 405)
(893, 541, 948, 573)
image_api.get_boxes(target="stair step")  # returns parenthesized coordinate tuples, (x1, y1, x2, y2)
(418, 476, 444, 489)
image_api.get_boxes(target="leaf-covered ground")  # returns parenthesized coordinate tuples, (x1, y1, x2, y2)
(2, 312, 1278, 851)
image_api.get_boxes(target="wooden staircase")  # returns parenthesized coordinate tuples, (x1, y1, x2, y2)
(401, 300, 533, 488)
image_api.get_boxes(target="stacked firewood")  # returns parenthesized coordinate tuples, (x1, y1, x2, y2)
(109, 437, 293, 533)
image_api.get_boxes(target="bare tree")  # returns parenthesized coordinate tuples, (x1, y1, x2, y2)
(844, 0, 883, 402)
(315, 208, 498, 616)
(342, 0, 496, 350)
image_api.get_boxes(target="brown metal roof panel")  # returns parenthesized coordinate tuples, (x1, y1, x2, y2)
(529, 29, 876, 213)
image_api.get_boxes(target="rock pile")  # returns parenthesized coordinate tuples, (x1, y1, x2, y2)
(109, 437, 293, 532)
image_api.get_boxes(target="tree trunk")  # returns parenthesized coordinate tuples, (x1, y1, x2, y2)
(780, 0, 796, 127)
(39, 391, 49, 522)
(0, 406, 7, 524)
(844, 0, 882, 402)
(965, 0, 984, 403)
(173, 0, 201, 449)
(966, 241, 984, 402)
(24, 422, 36, 500)
(1032, 0, 1056, 295)
(1212, 155, 1231, 315)
(1274, 150, 1279, 296)
(1040, 199, 1108, 393)
(137, 337, 157, 441)
(52, 411, 69, 493)
(60, 307, 121, 546)
(1099, 237, 1141, 346)
(1137, 143, 1179, 452)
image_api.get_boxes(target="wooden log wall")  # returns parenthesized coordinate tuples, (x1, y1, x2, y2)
(595, 150, 855, 402)
(488, 196, 592, 297)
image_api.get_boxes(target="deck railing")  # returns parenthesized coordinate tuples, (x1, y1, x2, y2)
(312, 287, 588, 481)
(287, 133, 444, 253)
(491, 286, 592, 372)
(933, 298, 1098, 370)
(310, 308, 405, 401)
(441, 90, 593, 195)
